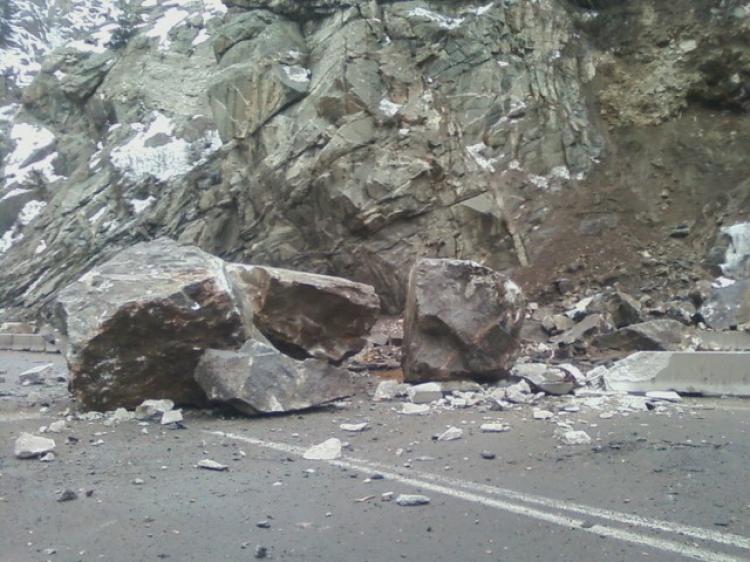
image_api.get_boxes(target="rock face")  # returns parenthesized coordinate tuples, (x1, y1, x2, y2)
(55, 239, 245, 410)
(594, 319, 691, 352)
(402, 258, 525, 382)
(194, 338, 354, 415)
(226, 264, 380, 363)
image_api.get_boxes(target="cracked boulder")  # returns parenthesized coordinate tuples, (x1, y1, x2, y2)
(194, 338, 354, 415)
(699, 280, 750, 330)
(226, 264, 380, 363)
(402, 258, 525, 383)
(54, 239, 245, 410)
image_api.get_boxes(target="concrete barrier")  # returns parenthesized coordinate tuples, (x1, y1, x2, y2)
(0, 333, 60, 354)
(604, 351, 750, 397)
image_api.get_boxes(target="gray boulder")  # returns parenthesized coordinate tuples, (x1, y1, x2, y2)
(402, 258, 525, 382)
(226, 264, 380, 363)
(194, 338, 354, 415)
(55, 239, 245, 410)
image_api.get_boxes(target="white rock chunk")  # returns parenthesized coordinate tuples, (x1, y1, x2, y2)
(396, 494, 431, 506)
(340, 422, 368, 432)
(557, 430, 592, 446)
(532, 408, 554, 420)
(15, 433, 56, 459)
(399, 403, 430, 416)
(135, 399, 175, 420)
(303, 438, 342, 460)
(47, 420, 67, 433)
(480, 423, 511, 433)
(197, 459, 228, 471)
(436, 426, 463, 441)
(373, 380, 407, 401)
(161, 409, 184, 425)
(408, 382, 443, 404)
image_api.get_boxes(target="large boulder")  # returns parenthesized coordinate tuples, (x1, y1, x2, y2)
(402, 258, 525, 382)
(195, 338, 354, 415)
(55, 239, 246, 410)
(226, 264, 380, 363)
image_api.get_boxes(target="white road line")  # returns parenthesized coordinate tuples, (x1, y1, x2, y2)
(208, 430, 750, 562)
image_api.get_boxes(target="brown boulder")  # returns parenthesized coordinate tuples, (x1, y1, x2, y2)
(402, 258, 525, 382)
(226, 264, 380, 363)
(55, 239, 245, 410)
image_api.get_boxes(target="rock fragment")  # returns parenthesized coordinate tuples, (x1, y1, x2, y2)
(396, 494, 431, 506)
(402, 258, 525, 382)
(373, 380, 407, 401)
(56, 489, 78, 502)
(303, 438, 342, 460)
(135, 399, 175, 420)
(480, 423, 511, 433)
(19, 364, 53, 385)
(399, 403, 430, 416)
(340, 422, 368, 432)
(645, 390, 682, 402)
(407, 382, 443, 404)
(15, 433, 56, 459)
(160, 410, 184, 425)
(197, 459, 229, 471)
(512, 363, 575, 395)
(436, 427, 463, 441)
(557, 430, 592, 445)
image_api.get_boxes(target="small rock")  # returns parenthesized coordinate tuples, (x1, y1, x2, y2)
(399, 403, 430, 416)
(161, 409, 184, 425)
(47, 420, 67, 433)
(135, 399, 175, 420)
(407, 382, 443, 404)
(381, 491, 394, 501)
(19, 363, 54, 385)
(256, 520, 271, 529)
(197, 459, 228, 471)
(557, 430, 592, 446)
(436, 426, 463, 441)
(40, 452, 55, 462)
(132, 478, 145, 485)
(57, 489, 77, 502)
(396, 494, 431, 506)
(373, 380, 407, 401)
(480, 450, 496, 460)
(303, 438, 342, 460)
(340, 422, 368, 432)
(532, 408, 554, 420)
(107, 408, 135, 425)
(504, 380, 532, 404)
(480, 423, 511, 433)
(254, 545, 268, 559)
(14, 433, 56, 459)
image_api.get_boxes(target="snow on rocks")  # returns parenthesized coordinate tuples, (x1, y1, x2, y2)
(15, 433, 56, 459)
(303, 438, 342, 460)
(109, 112, 221, 184)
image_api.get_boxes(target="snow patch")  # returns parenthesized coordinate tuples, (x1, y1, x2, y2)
(145, 7, 190, 51)
(379, 98, 402, 117)
(34, 239, 47, 254)
(282, 65, 311, 83)
(110, 112, 221, 183)
(192, 28, 210, 46)
(129, 195, 156, 215)
(407, 7, 465, 30)
(19, 200, 46, 225)
(3, 123, 64, 185)
(466, 142, 496, 172)
(472, 2, 495, 16)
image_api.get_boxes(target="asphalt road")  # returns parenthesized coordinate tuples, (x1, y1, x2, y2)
(1, 351, 749, 562)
